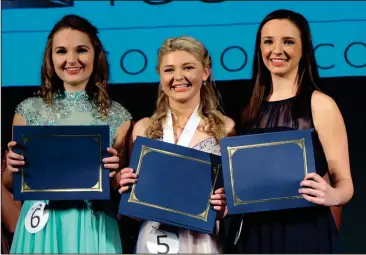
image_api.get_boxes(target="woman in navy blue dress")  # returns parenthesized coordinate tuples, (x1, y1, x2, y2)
(226, 9, 354, 253)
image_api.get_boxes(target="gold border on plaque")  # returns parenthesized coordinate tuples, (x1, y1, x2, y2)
(227, 138, 308, 206)
(20, 134, 103, 193)
(128, 145, 220, 222)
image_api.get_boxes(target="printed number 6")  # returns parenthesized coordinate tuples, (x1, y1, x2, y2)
(31, 208, 41, 228)
(157, 234, 170, 254)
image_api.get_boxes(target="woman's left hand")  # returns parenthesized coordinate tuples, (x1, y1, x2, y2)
(102, 147, 120, 178)
(211, 187, 228, 218)
(299, 173, 341, 206)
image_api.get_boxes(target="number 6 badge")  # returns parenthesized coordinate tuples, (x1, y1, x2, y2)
(24, 202, 49, 234)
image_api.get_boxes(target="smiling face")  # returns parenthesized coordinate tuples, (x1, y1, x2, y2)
(260, 19, 303, 77)
(52, 28, 95, 91)
(159, 50, 210, 104)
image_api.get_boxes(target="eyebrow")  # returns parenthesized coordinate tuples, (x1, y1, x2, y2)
(262, 36, 296, 40)
(54, 45, 90, 51)
(163, 62, 197, 68)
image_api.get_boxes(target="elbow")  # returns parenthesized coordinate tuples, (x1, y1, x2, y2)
(347, 181, 354, 203)
(338, 178, 354, 206)
(346, 178, 354, 203)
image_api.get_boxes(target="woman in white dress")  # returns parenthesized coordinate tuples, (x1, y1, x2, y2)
(117, 36, 235, 253)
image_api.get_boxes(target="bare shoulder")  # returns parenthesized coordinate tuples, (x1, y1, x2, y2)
(132, 117, 152, 140)
(13, 113, 27, 126)
(223, 115, 236, 136)
(311, 90, 346, 135)
(311, 90, 339, 114)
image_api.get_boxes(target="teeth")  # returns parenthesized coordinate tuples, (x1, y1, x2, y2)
(271, 59, 286, 62)
(66, 67, 81, 71)
(173, 85, 188, 88)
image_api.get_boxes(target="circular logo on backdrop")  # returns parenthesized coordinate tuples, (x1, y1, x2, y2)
(220, 46, 248, 72)
(120, 49, 148, 75)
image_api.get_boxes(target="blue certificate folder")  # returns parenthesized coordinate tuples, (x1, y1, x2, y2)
(118, 136, 221, 234)
(221, 129, 317, 214)
(12, 125, 110, 201)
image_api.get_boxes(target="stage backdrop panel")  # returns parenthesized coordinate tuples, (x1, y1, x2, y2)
(2, 0, 366, 86)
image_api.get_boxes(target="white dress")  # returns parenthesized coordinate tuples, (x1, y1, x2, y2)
(135, 137, 222, 254)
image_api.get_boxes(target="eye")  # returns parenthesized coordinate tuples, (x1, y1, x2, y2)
(184, 66, 194, 70)
(263, 39, 273, 44)
(284, 39, 295, 45)
(164, 68, 174, 72)
(77, 48, 88, 53)
(55, 49, 66, 54)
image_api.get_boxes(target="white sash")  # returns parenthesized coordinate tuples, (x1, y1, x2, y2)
(163, 105, 201, 147)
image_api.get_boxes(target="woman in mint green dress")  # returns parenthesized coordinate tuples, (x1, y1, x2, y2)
(5, 15, 132, 253)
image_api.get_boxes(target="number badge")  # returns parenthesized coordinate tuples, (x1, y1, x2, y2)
(147, 227, 179, 254)
(24, 202, 49, 234)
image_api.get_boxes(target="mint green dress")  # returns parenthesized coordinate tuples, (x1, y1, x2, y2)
(10, 91, 132, 254)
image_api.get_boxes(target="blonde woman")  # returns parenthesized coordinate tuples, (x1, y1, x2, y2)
(118, 36, 235, 253)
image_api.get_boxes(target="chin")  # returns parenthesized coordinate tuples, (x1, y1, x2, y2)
(67, 78, 89, 86)
(169, 93, 193, 103)
(66, 81, 83, 86)
(269, 68, 289, 76)
(171, 96, 191, 103)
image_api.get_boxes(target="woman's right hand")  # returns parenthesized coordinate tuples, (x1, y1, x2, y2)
(6, 141, 24, 173)
(118, 167, 137, 194)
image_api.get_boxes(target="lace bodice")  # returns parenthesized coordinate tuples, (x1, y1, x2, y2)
(15, 91, 132, 146)
(192, 136, 221, 156)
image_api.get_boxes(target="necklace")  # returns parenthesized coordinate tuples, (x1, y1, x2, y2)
(175, 119, 188, 129)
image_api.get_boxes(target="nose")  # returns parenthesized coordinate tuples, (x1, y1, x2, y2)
(66, 52, 78, 65)
(174, 69, 184, 81)
(272, 41, 284, 55)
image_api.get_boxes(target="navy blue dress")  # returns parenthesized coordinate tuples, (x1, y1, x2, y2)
(226, 93, 337, 253)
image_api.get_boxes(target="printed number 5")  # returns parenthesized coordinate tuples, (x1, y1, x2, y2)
(157, 234, 170, 254)
(31, 208, 41, 228)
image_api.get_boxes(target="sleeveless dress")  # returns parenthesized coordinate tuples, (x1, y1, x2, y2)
(135, 136, 223, 254)
(10, 91, 132, 254)
(227, 93, 337, 254)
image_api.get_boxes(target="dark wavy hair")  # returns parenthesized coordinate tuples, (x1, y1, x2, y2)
(242, 9, 321, 126)
(37, 14, 111, 117)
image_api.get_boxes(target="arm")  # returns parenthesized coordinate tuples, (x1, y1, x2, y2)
(211, 116, 236, 219)
(300, 91, 353, 206)
(312, 91, 353, 205)
(1, 183, 22, 232)
(108, 120, 133, 190)
(223, 116, 236, 137)
(118, 118, 151, 194)
(127, 117, 151, 158)
(3, 114, 27, 190)
(118, 118, 151, 222)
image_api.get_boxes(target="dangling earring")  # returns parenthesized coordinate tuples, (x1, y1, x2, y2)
(203, 80, 207, 86)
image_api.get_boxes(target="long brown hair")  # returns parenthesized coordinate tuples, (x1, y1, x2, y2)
(37, 14, 111, 118)
(242, 9, 321, 127)
(145, 36, 226, 140)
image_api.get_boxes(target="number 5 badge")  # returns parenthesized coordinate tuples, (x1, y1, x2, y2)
(24, 202, 49, 234)
(147, 227, 179, 254)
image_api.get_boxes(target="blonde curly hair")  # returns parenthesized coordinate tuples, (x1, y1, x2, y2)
(145, 36, 226, 141)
